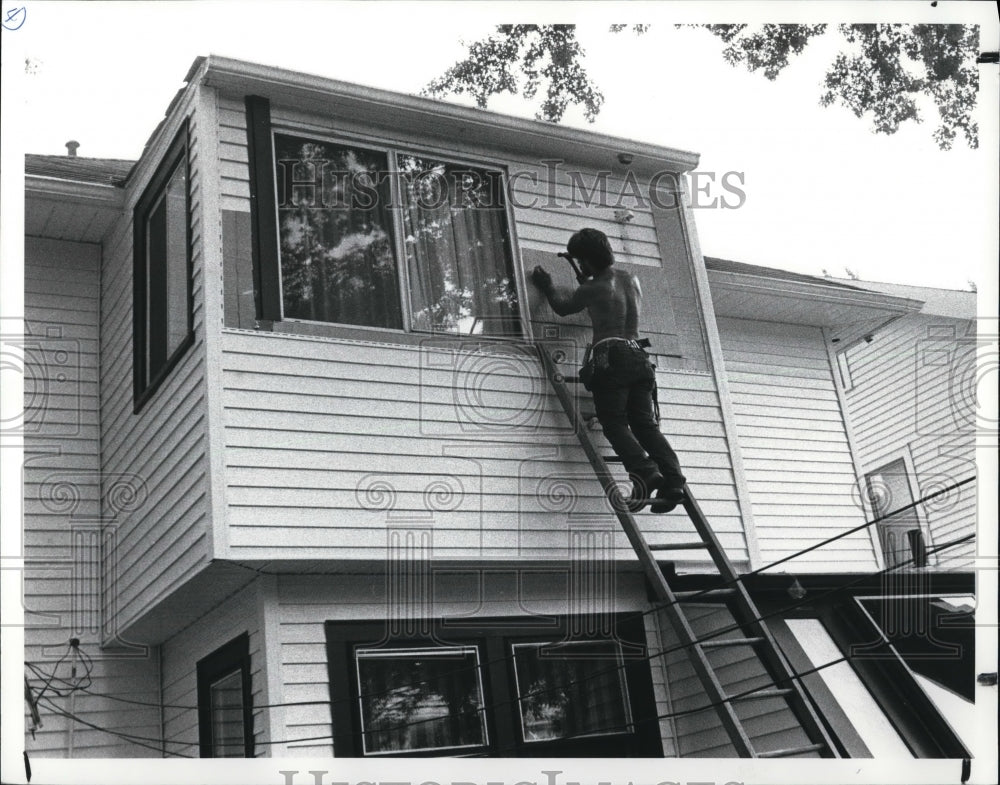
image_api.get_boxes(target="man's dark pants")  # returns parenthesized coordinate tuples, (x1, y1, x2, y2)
(588, 344, 686, 493)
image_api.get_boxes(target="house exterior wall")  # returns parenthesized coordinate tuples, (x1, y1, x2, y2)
(836, 312, 978, 570)
(99, 89, 213, 637)
(208, 88, 750, 568)
(23, 236, 161, 757)
(269, 570, 677, 757)
(716, 317, 878, 571)
(160, 579, 270, 757)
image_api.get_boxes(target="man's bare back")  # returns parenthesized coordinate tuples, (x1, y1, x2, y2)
(540, 267, 642, 344)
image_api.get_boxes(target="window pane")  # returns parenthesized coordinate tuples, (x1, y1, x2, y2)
(865, 459, 921, 568)
(356, 647, 486, 754)
(399, 156, 520, 336)
(144, 161, 189, 386)
(513, 641, 632, 742)
(274, 135, 402, 329)
(209, 670, 245, 757)
(163, 166, 189, 357)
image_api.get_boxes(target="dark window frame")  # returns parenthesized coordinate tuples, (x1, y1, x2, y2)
(325, 614, 661, 758)
(132, 118, 195, 413)
(242, 96, 525, 341)
(196, 633, 254, 758)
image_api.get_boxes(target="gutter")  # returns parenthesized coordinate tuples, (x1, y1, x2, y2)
(25, 174, 124, 207)
(707, 268, 925, 314)
(197, 53, 702, 173)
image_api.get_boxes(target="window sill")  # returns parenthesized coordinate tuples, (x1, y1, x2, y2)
(224, 319, 525, 349)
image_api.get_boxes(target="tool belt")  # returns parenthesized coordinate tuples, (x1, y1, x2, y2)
(580, 337, 656, 391)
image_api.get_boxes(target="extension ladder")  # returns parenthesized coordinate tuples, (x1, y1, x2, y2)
(538, 342, 839, 758)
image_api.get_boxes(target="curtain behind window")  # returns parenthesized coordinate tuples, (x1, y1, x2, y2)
(399, 156, 520, 336)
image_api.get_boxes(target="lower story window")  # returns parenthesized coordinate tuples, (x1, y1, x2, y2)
(326, 616, 660, 757)
(356, 646, 487, 755)
(197, 634, 253, 757)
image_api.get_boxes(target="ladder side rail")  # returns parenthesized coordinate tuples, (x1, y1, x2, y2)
(537, 345, 756, 756)
(681, 490, 840, 757)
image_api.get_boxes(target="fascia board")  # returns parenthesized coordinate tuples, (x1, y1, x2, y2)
(197, 54, 701, 174)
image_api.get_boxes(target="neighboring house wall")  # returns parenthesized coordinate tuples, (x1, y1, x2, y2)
(23, 236, 160, 757)
(99, 95, 213, 636)
(837, 311, 978, 570)
(716, 317, 877, 571)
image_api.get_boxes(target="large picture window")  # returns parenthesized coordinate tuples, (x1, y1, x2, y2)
(326, 615, 659, 758)
(133, 121, 194, 411)
(271, 130, 521, 337)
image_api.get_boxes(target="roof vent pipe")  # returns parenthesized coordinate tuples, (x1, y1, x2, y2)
(65, 140, 80, 157)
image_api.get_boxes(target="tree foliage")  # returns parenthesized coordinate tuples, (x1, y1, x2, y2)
(425, 23, 981, 149)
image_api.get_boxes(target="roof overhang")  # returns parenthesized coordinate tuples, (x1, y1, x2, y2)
(707, 267, 924, 345)
(196, 55, 701, 175)
(25, 174, 124, 244)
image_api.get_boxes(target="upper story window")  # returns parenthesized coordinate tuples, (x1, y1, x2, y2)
(271, 131, 520, 337)
(133, 121, 194, 411)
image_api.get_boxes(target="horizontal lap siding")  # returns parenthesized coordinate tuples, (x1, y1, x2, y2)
(275, 573, 668, 757)
(222, 331, 747, 565)
(23, 237, 160, 757)
(660, 605, 818, 758)
(161, 584, 267, 757)
(718, 318, 876, 571)
(841, 314, 977, 569)
(101, 105, 211, 637)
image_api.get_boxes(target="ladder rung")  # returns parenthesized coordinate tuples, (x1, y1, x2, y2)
(649, 542, 709, 551)
(673, 588, 736, 600)
(602, 455, 624, 463)
(699, 636, 764, 649)
(757, 742, 826, 758)
(730, 688, 794, 702)
(559, 375, 582, 384)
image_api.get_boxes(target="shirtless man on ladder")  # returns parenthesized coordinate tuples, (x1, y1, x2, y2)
(530, 227, 687, 513)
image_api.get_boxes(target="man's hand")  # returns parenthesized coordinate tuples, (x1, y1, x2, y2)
(531, 266, 554, 294)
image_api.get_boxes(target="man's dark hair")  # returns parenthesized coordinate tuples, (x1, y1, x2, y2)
(567, 228, 614, 270)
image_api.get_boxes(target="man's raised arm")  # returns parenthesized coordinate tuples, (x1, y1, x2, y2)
(530, 266, 593, 316)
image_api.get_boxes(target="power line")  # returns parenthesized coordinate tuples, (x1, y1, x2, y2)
(23, 474, 976, 724)
(235, 532, 976, 749)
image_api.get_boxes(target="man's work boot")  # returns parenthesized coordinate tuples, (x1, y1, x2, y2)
(625, 469, 664, 512)
(649, 483, 686, 514)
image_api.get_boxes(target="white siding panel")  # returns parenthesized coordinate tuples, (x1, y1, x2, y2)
(718, 318, 876, 571)
(659, 604, 818, 758)
(101, 106, 211, 636)
(221, 331, 748, 565)
(161, 581, 267, 757)
(23, 237, 160, 758)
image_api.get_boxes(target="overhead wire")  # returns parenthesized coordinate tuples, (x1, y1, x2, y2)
(23, 489, 976, 730)
(205, 532, 977, 749)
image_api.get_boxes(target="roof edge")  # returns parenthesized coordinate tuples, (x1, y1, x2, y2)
(197, 54, 702, 172)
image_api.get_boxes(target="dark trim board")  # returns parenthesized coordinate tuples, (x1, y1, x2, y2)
(196, 632, 254, 758)
(132, 117, 195, 413)
(244, 95, 282, 322)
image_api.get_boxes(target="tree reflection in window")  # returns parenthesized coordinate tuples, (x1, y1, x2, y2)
(274, 135, 403, 328)
(399, 155, 520, 336)
(513, 641, 632, 742)
(356, 647, 487, 754)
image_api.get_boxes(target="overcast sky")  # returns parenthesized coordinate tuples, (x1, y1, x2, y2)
(4, 1, 998, 293)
